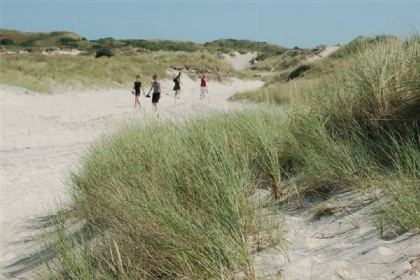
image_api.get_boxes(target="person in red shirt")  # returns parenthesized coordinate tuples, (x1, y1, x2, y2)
(200, 75, 208, 100)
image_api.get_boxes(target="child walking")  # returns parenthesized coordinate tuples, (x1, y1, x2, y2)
(132, 75, 145, 108)
(200, 75, 208, 100)
(173, 71, 182, 99)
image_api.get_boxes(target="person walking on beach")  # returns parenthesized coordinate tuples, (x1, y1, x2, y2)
(147, 74, 162, 113)
(173, 71, 182, 99)
(132, 75, 145, 108)
(200, 75, 208, 100)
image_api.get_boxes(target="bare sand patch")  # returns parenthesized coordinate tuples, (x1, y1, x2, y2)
(306, 45, 341, 62)
(219, 51, 258, 71)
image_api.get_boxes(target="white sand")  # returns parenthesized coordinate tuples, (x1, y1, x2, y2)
(251, 190, 420, 279)
(1, 72, 263, 279)
(219, 51, 258, 71)
(306, 45, 341, 62)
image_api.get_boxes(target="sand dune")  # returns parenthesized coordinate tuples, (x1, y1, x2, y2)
(1, 73, 263, 279)
(2, 70, 419, 279)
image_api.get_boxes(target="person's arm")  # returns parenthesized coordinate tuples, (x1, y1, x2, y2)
(141, 85, 146, 95)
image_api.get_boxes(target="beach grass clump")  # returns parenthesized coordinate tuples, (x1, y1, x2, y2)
(229, 35, 419, 235)
(42, 109, 287, 279)
(230, 77, 322, 107)
(309, 35, 419, 141)
(366, 129, 420, 236)
(283, 35, 420, 232)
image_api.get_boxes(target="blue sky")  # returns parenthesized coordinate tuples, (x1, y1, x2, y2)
(1, 0, 419, 49)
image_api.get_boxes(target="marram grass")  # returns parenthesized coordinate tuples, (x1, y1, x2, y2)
(42, 109, 287, 279)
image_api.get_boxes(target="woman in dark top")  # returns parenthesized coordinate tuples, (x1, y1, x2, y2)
(173, 71, 182, 99)
(147, 74, 162, 113)
(132, 75, 145, 108)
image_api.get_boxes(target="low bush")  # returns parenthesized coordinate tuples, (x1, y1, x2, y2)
(287, 64, 311, 80)
(59, 37, 79, 48)
(95, 48, 114, 58)
(0, 38, 15, 45)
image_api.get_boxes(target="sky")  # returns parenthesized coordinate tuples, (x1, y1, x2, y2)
(1, 0, 419, 49)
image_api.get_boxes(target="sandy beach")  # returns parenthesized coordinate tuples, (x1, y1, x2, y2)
(1, 72, 264, 278)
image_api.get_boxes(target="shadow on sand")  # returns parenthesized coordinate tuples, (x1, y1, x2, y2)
(3, 210, 92, 279)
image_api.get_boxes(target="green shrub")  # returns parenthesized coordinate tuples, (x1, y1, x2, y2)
(95, 48, 114, 58)
(0, 38, 15, 45)
(59, 37, 79, 48)
(287, 64, 311, 80)
(20, 39, 36, 47)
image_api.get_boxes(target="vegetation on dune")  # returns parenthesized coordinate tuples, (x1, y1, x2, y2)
(120, 39, 204, 52)
(283, 35, 420, 236)
(233, 35, 411, 105)
(328, 34, 400, 59)
(0, 50, 237, 93)
(204, 39, 287, 58)
(41, 111, 286, 279)
(0, 29, 87, 49)
(0, 29, 287, 59)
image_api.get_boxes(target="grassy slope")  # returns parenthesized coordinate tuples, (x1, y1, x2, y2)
(232, 35, 403, 105)
(0, 51, 237, 93)
(0, 29, 87, 48)
(0, 29, 287, 55)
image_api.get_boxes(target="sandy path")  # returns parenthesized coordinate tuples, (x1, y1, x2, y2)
(1, 73, 264, 279)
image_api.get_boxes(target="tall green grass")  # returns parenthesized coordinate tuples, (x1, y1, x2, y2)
(230, 77, 322, 107)
(285, 35, 420, 232)
(308, 36, 419, 139)
(234, 34, 419, 233)
(42, 110, 287, 279)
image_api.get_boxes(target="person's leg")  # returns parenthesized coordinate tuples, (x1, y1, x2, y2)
(152, 93, 160, 113)
(200, 87, 204, 100)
